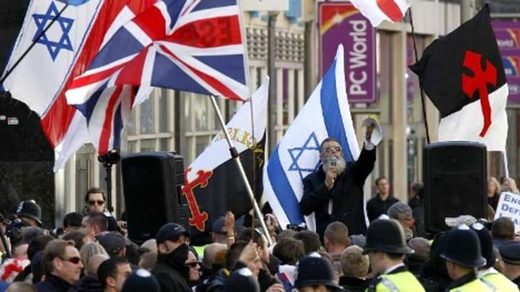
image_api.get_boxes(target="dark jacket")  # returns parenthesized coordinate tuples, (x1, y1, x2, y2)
(151, 244, 191, 292)
(419, 232, 451, 292)
(196, 268, 229, 292)
(488, 194, 499, 211)
(419, 258, 451, 292)
(408, 196, 426, 237)
(36, 274, 72, 292)
(234, 261, 278, 292)
(70, 275, 103, 292)
(300, 147, 376, 237)
(366, 195, 399, 222)
(339, 276, 370, 291)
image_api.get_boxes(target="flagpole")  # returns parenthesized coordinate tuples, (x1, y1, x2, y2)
(503, 150, 510, 178)
(0, 4, 70, 84)
(249, 85, 258, 233)
(408, 9, 431, 144)
(209, 95, 274, 246)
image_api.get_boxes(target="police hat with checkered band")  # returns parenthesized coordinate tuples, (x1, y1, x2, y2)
(16, 200, 42, 226)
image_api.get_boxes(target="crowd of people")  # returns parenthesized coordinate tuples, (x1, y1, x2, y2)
(0, 176, 518, 292)
(0, 131, 518, 291)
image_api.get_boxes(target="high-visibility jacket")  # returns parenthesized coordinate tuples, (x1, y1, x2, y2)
(449, 277, 492, 292)
(367, 266, 425, 292)
(479, 268, 520, 292)
(192, 244, 206, 259)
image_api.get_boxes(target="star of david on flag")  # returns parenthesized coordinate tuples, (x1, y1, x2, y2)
(263, 45, 360, 231)
(2, 0, 156, 171)
(32, 2, 74, 61)
(287, 133, 321, 180)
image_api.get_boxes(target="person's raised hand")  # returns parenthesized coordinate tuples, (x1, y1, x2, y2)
(266, 284, 284, 292)
(265, 213, 278, 231)
(225, 211, 235, 232)
(325, 167, 337, 189)
(365, 122, 375, 141)
(239, 241, 259, 264)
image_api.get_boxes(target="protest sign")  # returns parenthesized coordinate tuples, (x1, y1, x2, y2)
(495, 192, 520, 232)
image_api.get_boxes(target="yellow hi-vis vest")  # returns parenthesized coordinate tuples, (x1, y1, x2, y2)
(479, 268, 520, 292)
(449, 278, 492, 292)
(192, 244, 206, 259)
(369, 267, 425, 292)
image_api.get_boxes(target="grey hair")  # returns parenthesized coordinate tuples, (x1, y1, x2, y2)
(387, 202, 413, 221)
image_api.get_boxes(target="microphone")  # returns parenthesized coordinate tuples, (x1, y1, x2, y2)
(328, 157, 337, 168)
(325, 157, 338, 188)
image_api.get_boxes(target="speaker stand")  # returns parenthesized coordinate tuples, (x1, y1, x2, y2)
(98, 150, 121, 214)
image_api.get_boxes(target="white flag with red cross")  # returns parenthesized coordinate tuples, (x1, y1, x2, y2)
(349, 0, 412, 27)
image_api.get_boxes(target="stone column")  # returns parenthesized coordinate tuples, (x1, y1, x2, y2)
(391, 29, 408, 202)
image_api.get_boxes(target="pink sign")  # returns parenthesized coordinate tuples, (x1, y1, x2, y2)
(318, 1, 376, 103)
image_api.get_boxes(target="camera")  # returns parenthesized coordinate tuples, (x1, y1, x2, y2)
(286, 223, 307, 231)
(3, 216, 27, 245)
(50, 227, 64, 238)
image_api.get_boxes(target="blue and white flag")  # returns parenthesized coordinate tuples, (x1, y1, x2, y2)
(263, 45, 360, 231)
(2, 0, 156, 170)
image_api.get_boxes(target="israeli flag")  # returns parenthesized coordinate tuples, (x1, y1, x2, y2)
(263, 45, 360, 231)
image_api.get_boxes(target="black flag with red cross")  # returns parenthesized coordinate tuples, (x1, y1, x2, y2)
(410, 4, 508, 151)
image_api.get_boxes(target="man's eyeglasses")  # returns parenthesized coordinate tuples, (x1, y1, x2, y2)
(185, 261, 202, 268)
(60, 256, 82, 265)
(88, 200, 105, 206)
(324, 146, 342, 153)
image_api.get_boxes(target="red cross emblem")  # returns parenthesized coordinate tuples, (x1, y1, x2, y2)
(181, 168, 212, 231)
(461, 50, 497, 137)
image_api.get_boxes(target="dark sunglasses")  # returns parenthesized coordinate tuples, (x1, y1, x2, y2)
(60, 256, 82, 264)
(185, 261, 201, 268)
(88, 200, 105, 206)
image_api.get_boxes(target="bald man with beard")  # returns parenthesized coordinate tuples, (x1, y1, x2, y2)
(300, 125, 376, 238)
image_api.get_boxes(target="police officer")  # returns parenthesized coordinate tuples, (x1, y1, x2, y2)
(441, 225, 492, 291)
(294, 256, 343, 292)
(472, 223, 519, 291)
(364, 219, 424, 292)
(499, 242, 520, 288)
(16, 200, 43, 227)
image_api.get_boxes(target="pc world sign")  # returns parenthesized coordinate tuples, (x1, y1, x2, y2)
(318, 1, 376, 103)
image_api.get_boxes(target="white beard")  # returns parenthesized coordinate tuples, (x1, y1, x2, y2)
(322, 156, 347, 175)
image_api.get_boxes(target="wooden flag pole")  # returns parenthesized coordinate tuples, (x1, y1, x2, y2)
(209, 95, 274, 246)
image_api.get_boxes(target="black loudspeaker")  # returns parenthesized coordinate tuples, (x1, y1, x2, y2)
(122, 152, 187, 243)
(424, 142, 487, 233)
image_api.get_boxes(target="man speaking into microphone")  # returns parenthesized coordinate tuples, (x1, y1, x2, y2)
(299, 123, 377, 239)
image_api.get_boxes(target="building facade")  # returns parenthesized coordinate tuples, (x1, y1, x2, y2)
(53, 0, 516, 225)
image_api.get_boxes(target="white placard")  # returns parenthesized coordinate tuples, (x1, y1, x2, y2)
(495, 192, 520, 232)
(241, 0, 289, 11)
(362, 117, 383, 146)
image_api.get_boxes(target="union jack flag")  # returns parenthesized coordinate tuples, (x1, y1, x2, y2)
(66, 0, 249, 155)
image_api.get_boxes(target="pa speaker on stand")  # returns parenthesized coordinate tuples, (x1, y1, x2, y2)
(423, 142, 487, 233)
(121, 152, 187, 243)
